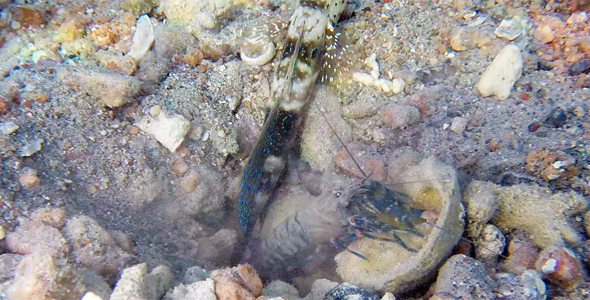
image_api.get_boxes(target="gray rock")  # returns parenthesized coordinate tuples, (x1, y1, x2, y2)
(434, 254, 495, 299)
(494, 271, 546, 300)
(153, 25, 198, 59)
(323, 283, 378, 300)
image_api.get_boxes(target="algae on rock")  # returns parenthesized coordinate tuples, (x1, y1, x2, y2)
(463, 181, 588, 248)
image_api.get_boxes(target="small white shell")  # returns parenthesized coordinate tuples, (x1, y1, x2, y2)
(126, 15, 154, 62)
(239, 38, 275, 66)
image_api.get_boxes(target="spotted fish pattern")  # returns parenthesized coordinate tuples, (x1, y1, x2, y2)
(232, 0, 353, 263)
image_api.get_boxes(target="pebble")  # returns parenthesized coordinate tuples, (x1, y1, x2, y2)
(54, 20, 78, 43)
(149, 105, 161, 116)
(323, 283, 379, 300)
(172, 158, 189, 177)
(66, 67, 142, 108)
(164, 278, 216, 300)
(475, 224, 506, 267)
(5, 220, 69, 257)
(0, 121, 19, 135)
(18, 167, 40, 188)
(449, 26, 481, 51)
(434, 255, 495, 299)
(31, 207, 67, 229)
(136, 112, 191, 152)
(184, 47, 204, 67)
(81, 292, 104, 300)
(179, 170, 199, 192)
(210, 264, 262, 300)
(477, 44, 524, 100)
(8, 254, 85, 300)
(111, 263, 172, 300)
(201, 43, 231, 61)
(499, 233, 540, 274)
(8, 6, 43, 28)
(536, 244, 583, 290)
(494, 271, 546, 300)
(569, 59, 590, 76)
(380, 104, 420, 129)
(544, 108, 567, 127)
(450, 117, 468, 134)
(126, 15, 154, 62)
(494, 17, 524, 41)
(534, 24, 554, 44)
(17, 138, 43, 157)
(95, 50, 137, 75)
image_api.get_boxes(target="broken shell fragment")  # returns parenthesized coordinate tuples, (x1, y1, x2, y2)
(126, 15, 154, 62)
(335, 157, 464, 293)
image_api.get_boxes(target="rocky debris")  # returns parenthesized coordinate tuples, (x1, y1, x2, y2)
(30, 207, 67, 229)
(61, 67, 142, 108)
(0, 121, 19, 135)
(449, 116, 468, 134)
(477, 44, 524, 100)
(110, 263, 172, 300)
(434, 254, 495, 299)
(352, 53, 406, 95)
(262, 281, 300, 299)
(0, 254, 23, 281)
(495, 17, 527, 41)
(499, 233, 540, 274)
(536, 244, 584, 290)
(569, 59, 590, 75)
(7, 254, 86, 300)
(127, 15, 154, 62)
(525, 148, 578, 181)
(160, 0, 233, 30)
(164, 278, 216, 300)
(494, 271, 547, 300)
(462, 180, 498, 239)
(17, 138, 43, 157)
(475, 224, 506, 268)
(153, 25, 199, 59)
(183, 266, 209, 284)
(18, 167, 41, 188)
(380, 104, 421, 129)
(77, 268, 113, 300)
(136, 111, 191, 153)
(210, 264, 263, 300)
(5, 220, 69, 258)
(323, 283, 379, 300)
(62, 216, 137, 280)
(462, 181, 587, 248)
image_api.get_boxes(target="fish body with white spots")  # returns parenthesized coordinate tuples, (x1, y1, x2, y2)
(231, 0, 352, 264)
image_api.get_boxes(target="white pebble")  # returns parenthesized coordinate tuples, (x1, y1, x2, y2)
(364, 53, 380, 79)
(126, 15, 154, 62)
(197, 11, 216, 29)
(476, 44, 523, 100)
(450, 117, 468, 134)
(352, 72, 375, 86)
(494, 18, 524, 41)
(0, 121, 19, 135)
(541, 258, 557, 275)
(136, 112, 190, 152)
(18, 138, 43, 157)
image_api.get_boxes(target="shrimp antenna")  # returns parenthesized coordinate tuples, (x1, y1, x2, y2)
(313, 101, 368, 179)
